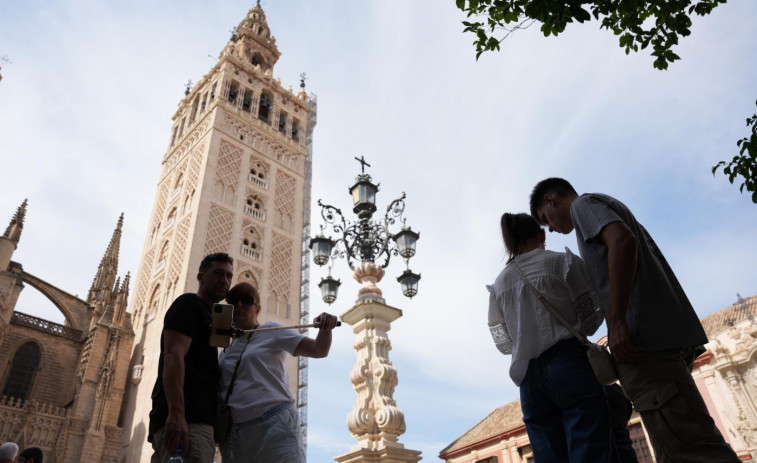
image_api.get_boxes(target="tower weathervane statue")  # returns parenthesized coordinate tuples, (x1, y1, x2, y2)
(310, 159, 422, 463)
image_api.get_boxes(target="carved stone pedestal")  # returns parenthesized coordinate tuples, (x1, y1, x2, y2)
(334, 265, 421, 462)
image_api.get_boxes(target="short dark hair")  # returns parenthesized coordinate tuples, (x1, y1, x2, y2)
(529, 177, 577, 223)
(500, 213, 543, 263)
(226, 282, 259, 305)
(199, 253, 233, 273)
(19, 447, 43, 463)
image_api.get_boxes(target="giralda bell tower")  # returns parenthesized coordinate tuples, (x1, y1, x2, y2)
(119, 5, 317, 461)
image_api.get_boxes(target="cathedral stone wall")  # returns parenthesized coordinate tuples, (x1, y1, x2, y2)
(0, 322, 81, 406)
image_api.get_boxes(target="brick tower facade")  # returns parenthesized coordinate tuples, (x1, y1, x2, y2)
(119, 5, 316, 461)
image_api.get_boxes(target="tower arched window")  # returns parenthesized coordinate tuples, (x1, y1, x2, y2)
(174, 173, 184, 189)
(245, 194, 266, 221)
(2, 342, 42, 401)
(165, 207, 177, 229)
(242, 89, 253, 113)
(291, 118, 300, 141)
(249, 161, 268, 189)
(258, 92, 272, 123)
(228, 80, 240, 104)
(278, 110, 288, 134)
(145, 284, 161, 323)
(251, 53, 265, 70)
(241, 226, 262, 260)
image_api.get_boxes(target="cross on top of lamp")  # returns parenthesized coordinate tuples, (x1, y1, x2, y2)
(310, 157, 421, 304)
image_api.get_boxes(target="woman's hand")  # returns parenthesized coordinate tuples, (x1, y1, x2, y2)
(295, 313, 338, 358)
(314, 312, 338, 330)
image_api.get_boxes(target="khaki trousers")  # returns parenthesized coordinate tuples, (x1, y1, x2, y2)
(616, 348, 740, 463)
(151, 423, 215, 463)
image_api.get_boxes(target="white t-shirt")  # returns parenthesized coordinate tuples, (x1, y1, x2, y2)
(218, 322, 306, 423)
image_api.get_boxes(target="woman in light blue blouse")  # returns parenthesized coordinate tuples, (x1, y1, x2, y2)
(488, 212, 614, 462)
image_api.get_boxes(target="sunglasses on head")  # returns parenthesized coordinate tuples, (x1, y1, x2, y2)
(240, 295, 258, 306)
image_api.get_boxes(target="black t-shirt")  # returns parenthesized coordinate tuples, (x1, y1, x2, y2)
(149, 293, 220, 438)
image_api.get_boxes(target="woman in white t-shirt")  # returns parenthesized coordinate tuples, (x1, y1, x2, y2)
(219, 282, 337, 463)
(488, 213, 615, 462)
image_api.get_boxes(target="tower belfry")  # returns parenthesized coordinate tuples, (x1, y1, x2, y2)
(119, 5, 317, 461)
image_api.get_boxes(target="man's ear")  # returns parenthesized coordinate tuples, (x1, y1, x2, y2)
(197, 272, 203, 282)
(544, 193, 557, 207)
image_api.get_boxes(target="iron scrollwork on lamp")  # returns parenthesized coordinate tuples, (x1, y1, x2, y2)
(310, 156, 420, 304)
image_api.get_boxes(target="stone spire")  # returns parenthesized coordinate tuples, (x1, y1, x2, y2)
(2, 199, 27, 245)
(0, 199, 27, 271)
(87, 214, 123, 307)
(113, 272, 131, 324)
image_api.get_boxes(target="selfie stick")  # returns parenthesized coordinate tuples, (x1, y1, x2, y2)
(216, 321, 342, 338)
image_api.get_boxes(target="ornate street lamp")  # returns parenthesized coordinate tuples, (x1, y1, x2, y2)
(309, 156, 421, 304)
(313, 157, 423, 463)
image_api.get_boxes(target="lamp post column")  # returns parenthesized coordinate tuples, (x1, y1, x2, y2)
(334, 262, 422, 463)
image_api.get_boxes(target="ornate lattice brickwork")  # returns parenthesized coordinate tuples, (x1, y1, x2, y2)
(203, 205, 235, 255)
(166, 119, 211, 165)
(154, 182, 170, 229)
(222, 113, 304, 173)
(216, 140, 244, 188)
(133, 248, 155, 315)
(186, 142, 207, 191)
(274, 171, 296, 230)
(168, 216, 191, 282)
(270, 233, 293, 297)
(225, 113, 258, 144)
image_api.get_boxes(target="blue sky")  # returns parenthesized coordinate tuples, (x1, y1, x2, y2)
(1, 1, 756, 461)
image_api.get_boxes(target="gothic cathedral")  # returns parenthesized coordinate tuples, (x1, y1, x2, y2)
(0, 202, 135, 463)
(119, 5, 316, 462)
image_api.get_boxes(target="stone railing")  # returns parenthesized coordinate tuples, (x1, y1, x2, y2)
(248, 173, 269, 190)
(243, 205, 266, 221)
(0, 396, 67, 461)
(11, 312, 82, 340)
(240, 244, 261, 261)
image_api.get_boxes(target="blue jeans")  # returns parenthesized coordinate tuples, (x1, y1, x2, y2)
(221, 402, 305, 463)
(520, 338, 615, 463)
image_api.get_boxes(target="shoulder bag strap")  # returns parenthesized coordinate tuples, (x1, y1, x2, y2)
(511, 260, 592, 348)
(222, 332, 253, 407)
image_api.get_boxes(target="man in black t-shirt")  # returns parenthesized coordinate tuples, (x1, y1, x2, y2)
(149, 252, 234, 463)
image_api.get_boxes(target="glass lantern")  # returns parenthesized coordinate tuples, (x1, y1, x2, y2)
(397, 269, 421, 298)
(309, 235, 334, 266)
(349, 174, 379, 217)
(392, 227, 420, 259)
(318, 276, 341, 304)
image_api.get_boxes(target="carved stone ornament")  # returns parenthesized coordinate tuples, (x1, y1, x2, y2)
(69, 418, 90, 434)
(341, 300, 408, 451)
(352, 262, 385, 301)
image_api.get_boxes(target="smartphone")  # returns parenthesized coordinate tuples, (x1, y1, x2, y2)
(210, 303, 234, 348)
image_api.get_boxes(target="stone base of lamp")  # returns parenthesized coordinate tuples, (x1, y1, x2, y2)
(337, 298, 422, 463)
(334, 445, 422, 463)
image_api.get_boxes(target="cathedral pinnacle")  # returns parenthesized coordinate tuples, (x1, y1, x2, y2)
(2, 198, 27, 244)
(88, 214, 124, 304)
